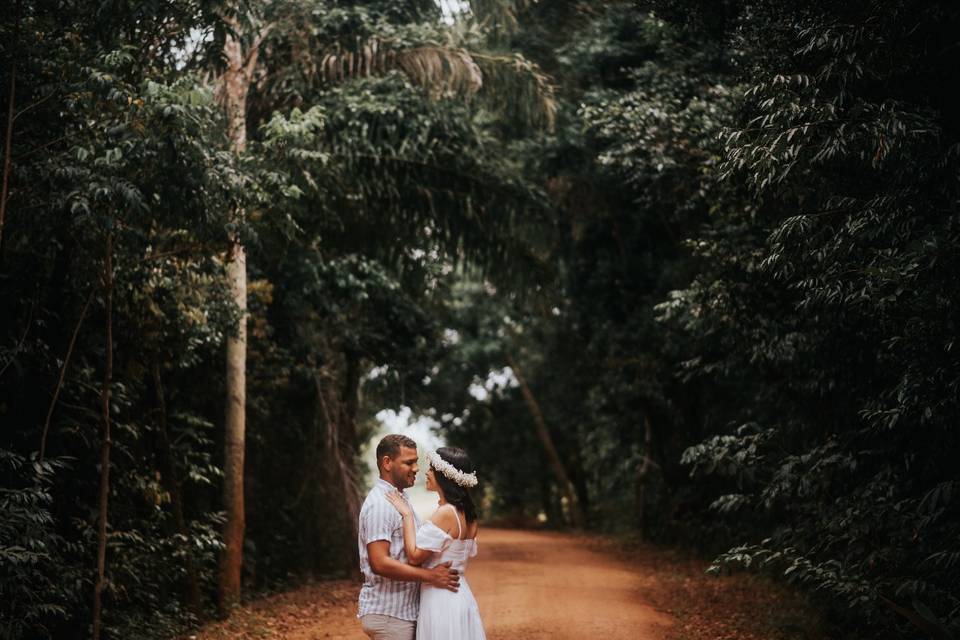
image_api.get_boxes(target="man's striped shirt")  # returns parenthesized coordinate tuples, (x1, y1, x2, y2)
(357, 478, 422, 621)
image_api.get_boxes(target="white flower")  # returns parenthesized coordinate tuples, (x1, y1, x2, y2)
(427, 450, 478, 488)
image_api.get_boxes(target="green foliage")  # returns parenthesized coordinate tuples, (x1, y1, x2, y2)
(0, 453, 78, 640)
(651, 0, 960, 635)
(1, 2, 242, 637)
(260, 70, 547, 279)
(253, 0, 556, 132)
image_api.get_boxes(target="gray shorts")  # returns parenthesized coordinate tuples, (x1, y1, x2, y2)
(360, 613, 416, 640)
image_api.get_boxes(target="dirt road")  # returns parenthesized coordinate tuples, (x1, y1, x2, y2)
(191, 527, 826, 640)
(469, 528, 675, 639)
(192, 528, 675, 640)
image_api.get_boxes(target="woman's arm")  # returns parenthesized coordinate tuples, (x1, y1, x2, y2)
(384, 491, 434, 565)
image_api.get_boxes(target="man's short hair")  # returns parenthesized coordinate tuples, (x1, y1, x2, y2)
(376, 434, 417, 468)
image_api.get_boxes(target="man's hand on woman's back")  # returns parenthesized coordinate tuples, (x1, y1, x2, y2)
(426, 561, 460, 592)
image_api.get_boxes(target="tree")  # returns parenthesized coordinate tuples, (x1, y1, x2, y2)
(216, 6, 269, 614)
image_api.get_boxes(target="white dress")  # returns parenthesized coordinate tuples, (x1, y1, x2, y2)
(415, 504, 486, 640)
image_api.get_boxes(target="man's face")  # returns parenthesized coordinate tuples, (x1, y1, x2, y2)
(384, 445, 419, 489)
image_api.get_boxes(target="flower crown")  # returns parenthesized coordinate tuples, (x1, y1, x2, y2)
(427, 450, 478, 488)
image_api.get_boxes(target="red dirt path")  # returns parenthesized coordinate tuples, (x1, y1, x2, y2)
(187, 528, 821, 640)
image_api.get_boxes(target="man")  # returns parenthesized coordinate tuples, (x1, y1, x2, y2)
(358, 434, 460, 639)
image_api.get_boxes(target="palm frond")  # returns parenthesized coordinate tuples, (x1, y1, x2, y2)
(318, 41, 554, 130)
(320, 41, 481, 97)
(473, 51, 556, 131)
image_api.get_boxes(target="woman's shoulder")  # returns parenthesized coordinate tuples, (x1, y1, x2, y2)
(429, 505, 459, 536)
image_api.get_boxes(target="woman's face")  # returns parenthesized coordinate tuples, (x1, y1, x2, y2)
(425, 467, 438, 492)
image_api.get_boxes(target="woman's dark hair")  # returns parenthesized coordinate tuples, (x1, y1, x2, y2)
(433, 446, 478, 523)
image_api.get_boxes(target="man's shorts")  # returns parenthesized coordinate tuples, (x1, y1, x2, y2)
(360, 613, 416, 640)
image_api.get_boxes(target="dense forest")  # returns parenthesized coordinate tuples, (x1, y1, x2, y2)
(1, 1, 958, 639)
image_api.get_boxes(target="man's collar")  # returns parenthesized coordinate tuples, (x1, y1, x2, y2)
(376, 477, 399, 492)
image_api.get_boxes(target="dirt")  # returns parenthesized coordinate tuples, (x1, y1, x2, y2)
(186, 528, 822, 640)
(469, 528, 675, 639)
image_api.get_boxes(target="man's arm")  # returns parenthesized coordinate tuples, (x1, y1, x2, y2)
(367, 541, 460, 592)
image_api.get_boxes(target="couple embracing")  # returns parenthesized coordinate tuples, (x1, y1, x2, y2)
(357, 434, 487, 640)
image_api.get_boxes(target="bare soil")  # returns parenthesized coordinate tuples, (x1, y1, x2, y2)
(186, 528, 823, 640)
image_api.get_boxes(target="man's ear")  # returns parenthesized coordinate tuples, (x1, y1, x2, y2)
(380, 455, 392, 471)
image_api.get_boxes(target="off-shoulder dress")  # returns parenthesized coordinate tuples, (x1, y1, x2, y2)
(415, 503, 486, 640)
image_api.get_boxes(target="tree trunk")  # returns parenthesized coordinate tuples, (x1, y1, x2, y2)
(314, 363, 361, 578)
(91, 234, 113, 640)
(505, 352, 584, 528)
(217, 16, 256, 614)
(219, 237, 246, 614)
(0, 0, 21, 253)
(338, 353, 361, 527)
(635, 413, 654, 538)
(39, 289, 94, 463)
(153, 362, 203, 616)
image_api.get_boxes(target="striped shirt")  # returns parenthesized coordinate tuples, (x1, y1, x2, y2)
(357, 478, 422, 621)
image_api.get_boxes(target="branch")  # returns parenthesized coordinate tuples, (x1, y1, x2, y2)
(0, 298, 34, 380)
(243, 22, 274, 80)
(39, 288, 95, 463)
(13, 89, 58, 123)
(14, 132, 81, 161)
(140, 244, 218, 263)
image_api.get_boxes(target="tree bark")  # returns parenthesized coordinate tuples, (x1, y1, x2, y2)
(0, 0, 21, 252)
(338, 353, 361, 531)
(505, 352, 584, 528)
(219, 237, 246, 614)
(635, 414, 654, 538)
(152, 362, 203, 617)
(217, 16, 255, 615)
(339, 352, 362, 574)
(91, 233, 113, 640)
(314, 363, 361, 577)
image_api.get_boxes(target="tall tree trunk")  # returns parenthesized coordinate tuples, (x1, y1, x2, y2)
(91, 234, 113, 640)
(219, 237, 246, 614)
(341, 352, 361, 447)
(153, 362, 203, 616)
(39, 289, 94, 463)
(339, 352, 362, 574)
(314, 362, 361, 577)
(0, 0, 21, 253)
(635, 413, 654, 538)
(218, 15, 259, 614)
(505, 352, 584, 527)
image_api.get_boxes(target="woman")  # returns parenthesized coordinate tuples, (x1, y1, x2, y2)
(385, 446, 486, 640)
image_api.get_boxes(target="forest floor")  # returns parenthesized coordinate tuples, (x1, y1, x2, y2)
(185, 528, 824, 640)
